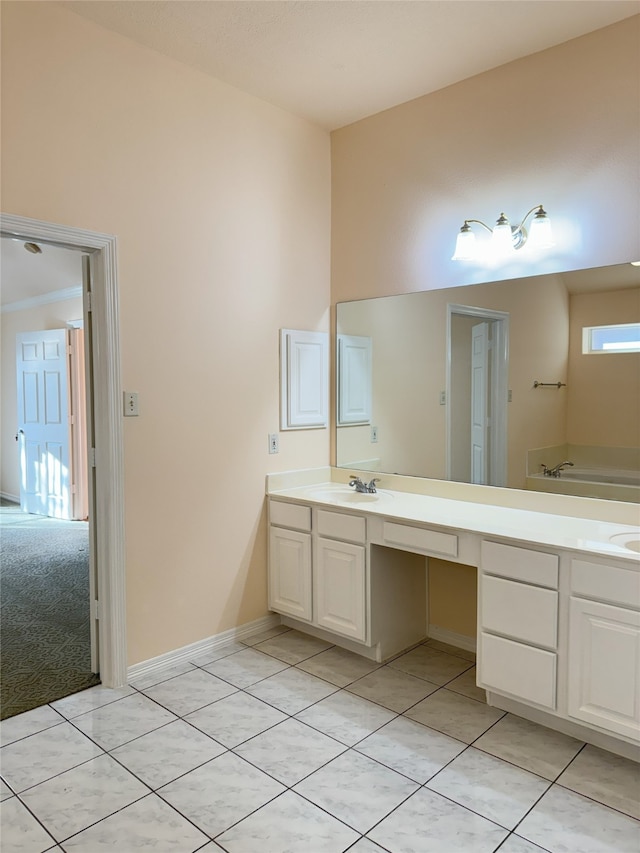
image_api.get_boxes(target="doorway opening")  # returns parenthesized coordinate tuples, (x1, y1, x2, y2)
(446, 304, 509, 486)
(1, 213, 127, 714)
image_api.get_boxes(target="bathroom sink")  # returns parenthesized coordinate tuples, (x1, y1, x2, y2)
(308, 486, 394, 505)
(609, 532, 640, 553)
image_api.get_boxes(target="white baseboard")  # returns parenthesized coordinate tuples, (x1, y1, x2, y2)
(427, 624, 476, 653)
(127, 614, 281, 683)
(1, 492, 20, 503)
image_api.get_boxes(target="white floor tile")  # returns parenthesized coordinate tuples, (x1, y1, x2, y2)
(49, 684, 135, 719)
(246, 667, 337, 714)
(347, 839, 388, 853)
(61, 792, 209, 852)
(293, 749, 418, 833)
(517, 785, 640, 853)
(241, 625, 291, 646)
(404, 687, 504, 743)
(159, 751, 285, 837)
(235, 718, 346, 785)
(296, 646, 381, 687)
(474, 713, 584, 781)
(0, 721, 103, 792)
(497, 835, 550, 853)
(388, 645, 474, 685)
(185, 691, 287, 748)
(446, 666, 487, 703)
(423, 639, 476, 662)
(426, 747, 550, 830)
(556, 743, 640, 819)
(20, 754, 149, 842)
(347, 665, 440, 712)
(355, 716, 466, 783)
(71, 692, 177, 750)
(368, 787, 508, 853)
(188, 641, 248, 666)
(110, 719, 226, 788)
(253, 629, 333, 664)
(203, 648, 289, 688)
(128, 661, 197, 690)
(0, 779, 14, 801)
(216, 790, 360, 852)
(0, 705, 65, 747)
(141, 669, 237, 716)
(0, 796, 57, 852)
(295, 690, 396, 745)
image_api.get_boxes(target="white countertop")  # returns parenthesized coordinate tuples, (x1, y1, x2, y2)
(268, 479, 640, 564)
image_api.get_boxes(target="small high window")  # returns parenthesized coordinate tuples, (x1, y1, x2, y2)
(582, 323, 640, 354)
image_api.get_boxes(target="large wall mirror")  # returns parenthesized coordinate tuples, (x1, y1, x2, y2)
(335, 262, 640, 502)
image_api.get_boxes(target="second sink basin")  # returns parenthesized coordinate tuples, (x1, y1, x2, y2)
(609, 532, 640, 553)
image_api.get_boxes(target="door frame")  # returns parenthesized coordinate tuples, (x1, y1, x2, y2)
(1, 212, 127, 688)
(446, 303, 509, 487)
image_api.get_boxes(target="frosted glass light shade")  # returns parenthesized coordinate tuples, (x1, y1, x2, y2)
(528, 210, 555, 249)
(452, 227, 476, 260)
(490, 217, 514, 255)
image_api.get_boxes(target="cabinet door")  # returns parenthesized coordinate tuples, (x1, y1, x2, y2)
(315, 537, 366, 641)
(269, 527, 312, 621)
(568, 597, 640, 741)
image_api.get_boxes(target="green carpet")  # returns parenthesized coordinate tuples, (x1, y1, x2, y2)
(0, 504, 100, 719)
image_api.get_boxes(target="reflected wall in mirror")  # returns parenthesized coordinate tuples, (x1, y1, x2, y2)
(335, 263, 640, 501)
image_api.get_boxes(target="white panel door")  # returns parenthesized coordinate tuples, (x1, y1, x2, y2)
(269, 527, 312, 621)
(16, 329, 72, 519)
(337, 334, 372, 425)
(315, 537, 366, 641)
(568, 597, 640, 740)
(280, 329, 328, 429)
(471, 322, 489, 484)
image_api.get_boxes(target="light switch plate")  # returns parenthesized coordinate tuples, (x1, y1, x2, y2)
(123, 391, 139, 417)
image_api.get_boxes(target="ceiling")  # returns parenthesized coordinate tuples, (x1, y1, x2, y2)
(60, 0, 638, 130)
(1, 238, 83, 308)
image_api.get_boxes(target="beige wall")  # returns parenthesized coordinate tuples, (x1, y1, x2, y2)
(1, 297, 84, 498)
(331, 16, 640, 306)
(428, 559, 477, 641)
(567, 287, 640, 447)
(1, 2, 331, 665)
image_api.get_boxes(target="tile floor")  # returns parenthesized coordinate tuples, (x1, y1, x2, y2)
(1, 626, 639, 852)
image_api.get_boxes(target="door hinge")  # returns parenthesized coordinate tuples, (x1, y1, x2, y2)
(86, 292, 93, 312)
(89, 447, 96, 467)
(92, 599, 100, 620)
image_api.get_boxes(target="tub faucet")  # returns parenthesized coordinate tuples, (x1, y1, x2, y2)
(349, 476, 380, 493)
(541, 461, 574, 477)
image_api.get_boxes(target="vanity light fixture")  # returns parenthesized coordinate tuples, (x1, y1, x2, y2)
(452, 204, 554, 261)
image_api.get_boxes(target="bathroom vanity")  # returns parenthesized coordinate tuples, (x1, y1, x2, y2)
(267, 468, 640, 760)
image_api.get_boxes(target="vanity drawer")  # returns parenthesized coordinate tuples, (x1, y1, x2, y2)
(269, 500, 311, 532)
(480, 632, 557, 709)
(571, 559, 640, 610)
(318, 510, 366, 543)
(382, 521, 458, 557)
(481, 540, 558, 588)
(482, 575, 558, 648)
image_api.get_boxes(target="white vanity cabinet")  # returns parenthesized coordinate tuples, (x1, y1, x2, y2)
(478, 540, 559, 710)
(567, 558, 640, 741)
(268, 500, 368, 644)
(268, 501, 312, 622)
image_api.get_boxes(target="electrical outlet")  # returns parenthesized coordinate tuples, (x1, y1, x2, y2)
(508, 389, 513, 402)
(268, 433, 279, 454)
(123, 391, 139, 417)
(370, 426, 378, 443)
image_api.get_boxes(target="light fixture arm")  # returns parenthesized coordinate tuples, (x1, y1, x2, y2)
(516, 204, 546, 232)
(462, 218, 493, 234)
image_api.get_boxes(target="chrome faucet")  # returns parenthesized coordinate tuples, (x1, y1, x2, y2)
(540, 461, 574, 478)
(349, 476, 380, 494)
